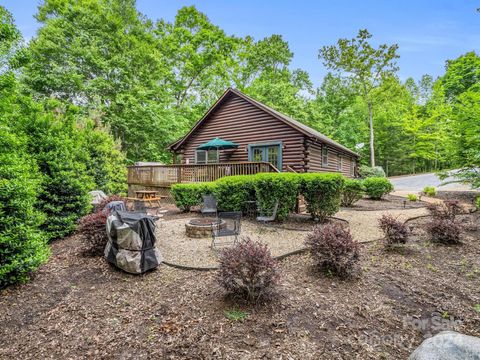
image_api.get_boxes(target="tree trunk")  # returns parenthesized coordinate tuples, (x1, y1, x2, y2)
(368, 100, 375, 167)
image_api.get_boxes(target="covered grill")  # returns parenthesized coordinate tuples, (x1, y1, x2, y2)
(104, 211, 162, 274)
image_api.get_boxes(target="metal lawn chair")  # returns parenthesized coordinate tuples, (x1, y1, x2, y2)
(201, 195, 217, 217)
(257, 200, 279, 223)
(211, 211, 242, 248)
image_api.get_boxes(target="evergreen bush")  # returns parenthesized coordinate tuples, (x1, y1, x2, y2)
(0, 122, 49, 287)
(299, 173, 345, 221)
(170, 182, 217, 211)
(341, 179, 365, 206)
(214, 175, 256, 213)
(363, 177, 394, 199)
(253, 173, 300, 221)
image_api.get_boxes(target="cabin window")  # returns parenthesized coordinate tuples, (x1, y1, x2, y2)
(337, 154, 342, 171)
(195, 150, 218, 164)
(322, 147, 329, 167)
(350, 158, 355, 176)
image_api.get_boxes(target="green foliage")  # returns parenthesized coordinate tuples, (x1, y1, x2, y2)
(319, 29, 399, 167)
(170, 182, 216, 211)
(214, 175, 256, 213)
(224, 308, 249, 322)
(341, 179, 365, 206)
(172, 173, 345, 221)
(299, 173, 345, 221)
(476, 196, 480, 210)
(423, 186, 436, 197)
(23, 112, 94, 240)
(407, 194, 418, 201)
(0, 75, 49, 287)
(363, 177, 393, 199)
(358, 165, 386, 178)
(79, 121, 127, 195)
(253, 173, 300, 221)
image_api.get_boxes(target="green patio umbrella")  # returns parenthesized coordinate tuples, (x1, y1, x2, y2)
(197, 137, 239, 151)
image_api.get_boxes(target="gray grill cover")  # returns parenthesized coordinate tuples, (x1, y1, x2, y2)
(104, 211, 162, 274)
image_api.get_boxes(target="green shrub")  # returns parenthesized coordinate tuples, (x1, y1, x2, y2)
(79, 121, 127, 195)
(171, 182, 216, 211)
(423, 186, 436, 197)
(0, 124, 49, 288)
(214, 175, 256, 213)
(341, 179, 365, 206)
(359, 165, 386, 178)
(476, 196, 480, 209)
(300, 173, 345, 221)
(407, 194, 418, 201)
(363, 177, 394, 200)
(254, 173, 300, 221)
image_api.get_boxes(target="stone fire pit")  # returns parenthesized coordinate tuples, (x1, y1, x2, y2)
(185, 218, 226, 238)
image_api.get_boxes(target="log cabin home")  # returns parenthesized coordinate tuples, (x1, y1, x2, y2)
(127, 88, 359, 197)
(168, 88, 359, 176)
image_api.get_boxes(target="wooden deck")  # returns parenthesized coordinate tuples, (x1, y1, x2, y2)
(127, 162, 279, 188)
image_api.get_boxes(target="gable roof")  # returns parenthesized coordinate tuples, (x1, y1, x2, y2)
(168, 88, 359, 157)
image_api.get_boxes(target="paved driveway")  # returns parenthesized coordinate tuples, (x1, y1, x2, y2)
(389, 171, 473, 192)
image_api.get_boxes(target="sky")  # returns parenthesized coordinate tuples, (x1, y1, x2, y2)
(2, 0, 479, 87)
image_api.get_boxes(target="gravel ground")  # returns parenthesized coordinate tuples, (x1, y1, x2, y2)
(157, 218, 344, 268)
(337, 208, 430, 244)
(157, 205, 430, 268)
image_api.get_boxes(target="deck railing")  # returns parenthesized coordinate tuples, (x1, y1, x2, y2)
(127, 162, 279, 186)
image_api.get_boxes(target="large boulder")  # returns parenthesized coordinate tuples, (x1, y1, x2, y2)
(409, 331, 480, 360)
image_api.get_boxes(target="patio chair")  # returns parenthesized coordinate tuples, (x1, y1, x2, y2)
(256, 200, 279, 223)
(211, 211, 242, 249)
(201, 195, 217, 217)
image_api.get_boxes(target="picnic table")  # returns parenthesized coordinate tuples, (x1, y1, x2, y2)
(135, 190, 160, 199)
(125, 190, 167, 209)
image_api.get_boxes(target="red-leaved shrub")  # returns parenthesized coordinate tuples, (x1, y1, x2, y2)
(217, 237, 280, 302)
(427, 200, 462, 220)
(378, 215, 409, 248)
(426, 218, 461, 245)
(305, 224, 360, 278)
(77, 211, 109, 256)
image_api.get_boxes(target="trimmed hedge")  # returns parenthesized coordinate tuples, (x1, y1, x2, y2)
(300, 173, 345, 221)
(171, 172, 345, 221)
(170, 182, 216, 211)
(363, 177, 394, 200)
(214, 175, 256, 213)
(341, 179, 365, 207)
(254, 173, 301, 221)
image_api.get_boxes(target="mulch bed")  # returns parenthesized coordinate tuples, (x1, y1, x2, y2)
(345, 194, 427, 211)
(1, 211, 480, 359)
(433, 190, 479, 205)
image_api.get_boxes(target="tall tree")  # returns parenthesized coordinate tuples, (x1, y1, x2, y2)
(23, 0, 174, 161)
(319, 29, 399, 167)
